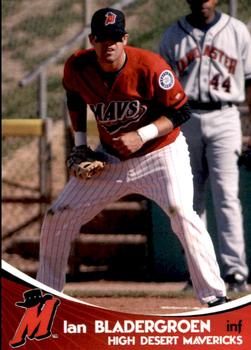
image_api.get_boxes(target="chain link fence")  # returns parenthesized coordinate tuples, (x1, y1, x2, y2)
(2, 0, 112, 238)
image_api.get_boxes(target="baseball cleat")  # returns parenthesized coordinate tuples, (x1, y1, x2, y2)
(225, 273, 250, 293)
(208, 296, 231, 308)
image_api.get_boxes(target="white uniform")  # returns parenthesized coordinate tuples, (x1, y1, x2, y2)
(37, 135, 226, 303)
(160, 12, 251, 280)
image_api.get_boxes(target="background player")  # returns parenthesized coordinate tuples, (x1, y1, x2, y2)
(37, 7, 228, 307)
(159, 0, 251, 292)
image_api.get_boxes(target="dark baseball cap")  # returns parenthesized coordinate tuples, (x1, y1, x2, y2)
(91, 8, 127, 41)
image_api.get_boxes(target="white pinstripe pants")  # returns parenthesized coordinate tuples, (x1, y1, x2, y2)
(37, 133, 226, 304)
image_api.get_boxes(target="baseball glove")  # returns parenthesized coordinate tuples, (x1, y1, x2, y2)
(67, 145, 105, 179)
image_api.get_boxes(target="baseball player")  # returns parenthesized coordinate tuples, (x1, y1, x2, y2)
(159, 0, 251, 292)
(37, 7, 229, 306)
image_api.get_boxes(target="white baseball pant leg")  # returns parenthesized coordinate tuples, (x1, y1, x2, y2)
(37, 133, 226, 303)
(37, 159, 131, 291)
(127, 133, 226, 304)
(182, 106, 249, 280)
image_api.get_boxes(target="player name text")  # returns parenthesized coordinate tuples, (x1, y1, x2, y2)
(63, 320, 87, 333)
(95, 319, 211, 334)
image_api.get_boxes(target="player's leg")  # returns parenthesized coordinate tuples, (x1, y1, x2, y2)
(206, 107, 249, 288)
(181, 114, 209, 288)
(130, 133, 226, 304)
(37, 161, 128, 291)
(181, 113, 209, 223)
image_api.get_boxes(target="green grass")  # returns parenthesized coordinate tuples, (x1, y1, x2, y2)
(3, 0, 84, 71)
(230, 0, 251, 22)
(130, 0, 251, 51)
(13, 2, 83, 40)
(2, 0, 251, 123)
(47, 76, 65, 119)
(2, 75, 64, 120)
(2, 0, 25, 19)
(2, 84, 37, 119)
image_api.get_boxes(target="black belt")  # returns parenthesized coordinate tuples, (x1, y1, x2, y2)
(189, 101, 233, 110)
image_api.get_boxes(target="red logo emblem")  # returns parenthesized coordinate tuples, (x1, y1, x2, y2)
(105, 12, 117, 26)
(9, 289, 60, 348)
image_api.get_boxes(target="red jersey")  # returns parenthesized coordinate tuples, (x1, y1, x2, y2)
(63, 46, 187, 159)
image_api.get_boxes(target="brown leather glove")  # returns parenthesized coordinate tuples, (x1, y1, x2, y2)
(66, 145, 106, 179)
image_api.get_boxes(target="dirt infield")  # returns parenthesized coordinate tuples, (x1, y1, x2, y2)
(64, 281, 250, 315)
(79, 297, 202, 315)
(65, 282, 202, 314)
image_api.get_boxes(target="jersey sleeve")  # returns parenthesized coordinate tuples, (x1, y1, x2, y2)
(63, 54, 87, 132)
(62, 55, 78, 93)
(66, 91, 87, 132)
(159, 34, 176, 71)
(159, 24, 180, 74)
(241, 24, 251, 80)
(152, 55, 187, 109)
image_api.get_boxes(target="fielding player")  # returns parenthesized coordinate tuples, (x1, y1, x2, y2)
(159, 0, 251, 292)
(37, 7, 229, 307)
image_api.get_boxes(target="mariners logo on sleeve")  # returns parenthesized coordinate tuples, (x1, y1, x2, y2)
(159, 70, 175, 90)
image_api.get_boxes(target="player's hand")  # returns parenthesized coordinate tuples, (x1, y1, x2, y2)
(66, 145, 105, 179)
(112, 131, 144, 157)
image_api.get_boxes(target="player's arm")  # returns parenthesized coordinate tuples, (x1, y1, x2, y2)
(112, 116, 172, 156)
(113, 53, 190, 156)
(159, 28, 178, 73)
(62, 59, 105, 179)
(112, 102, 191, 156)
(66, 90, 87, 146)
(246, 79, 251, 118)
(244, 79, 251, 147)
(62, 53, 87, 147)
(137, 101, 191, 139)
(242, 24, 251, 121)
(65, 91, 106, 179)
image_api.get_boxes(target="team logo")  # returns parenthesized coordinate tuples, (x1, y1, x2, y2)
(105, 12, 117, 26)
(159, 70, 175, 90)
(9, 289, 61, 348)
(90, 100, 147, 134)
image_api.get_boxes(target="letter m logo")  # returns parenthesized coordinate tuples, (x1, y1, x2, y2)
(9, 289, 60, 348)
